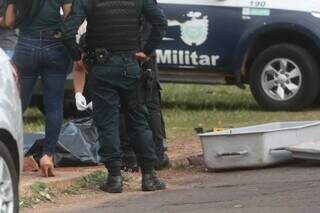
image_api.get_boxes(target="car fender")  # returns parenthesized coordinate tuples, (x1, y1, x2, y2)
(0, 50, 24, 175)
(232, 13, 320, 83)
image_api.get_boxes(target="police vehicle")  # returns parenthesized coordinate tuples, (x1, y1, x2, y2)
(32, 0, 320, 113)
(157, 0, 320, 110)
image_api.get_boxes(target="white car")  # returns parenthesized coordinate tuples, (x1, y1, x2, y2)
(0, 49, 23, 213)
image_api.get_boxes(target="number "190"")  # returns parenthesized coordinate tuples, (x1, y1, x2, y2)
(250, 1, 266, 7)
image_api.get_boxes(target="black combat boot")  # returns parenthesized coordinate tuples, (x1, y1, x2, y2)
(100, 175, 123, 193)
(142, 173, 157, 191)
(151, 170, 166, 190)
(101, 165, 123, 193)
(141, 168, 167, 191)
(155, 153, 170, 171)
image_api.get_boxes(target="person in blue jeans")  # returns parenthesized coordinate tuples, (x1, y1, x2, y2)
(0, 0, 17, 58)
(10, 0, 73, 177)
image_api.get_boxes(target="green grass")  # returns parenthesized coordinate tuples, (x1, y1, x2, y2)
(20, 182, 55, 208)
(24, 108, 44, 133)
(77, 170, 107, 190)
(162, 84, 320, 134)
(24, 84, 320, 135)
(61, 170, 107, 195)
(62, 170, 133, 195)
(162, 84, 257, 110)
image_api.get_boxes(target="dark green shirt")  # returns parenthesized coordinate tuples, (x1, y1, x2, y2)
(20, 0, 73, 34)
(61, 0, 167, 61)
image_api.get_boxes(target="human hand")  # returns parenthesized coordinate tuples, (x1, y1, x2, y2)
(75, 55, 85, 69)
(74, 60, 85, 72)
(0, 17, 5, 27)
(135, 52, 150, 63)
(75, 92, 87, 111)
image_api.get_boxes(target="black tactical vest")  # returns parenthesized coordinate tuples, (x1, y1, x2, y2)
(86, 0, 141, 51)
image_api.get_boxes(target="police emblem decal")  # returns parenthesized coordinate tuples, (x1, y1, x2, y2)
(167, 11, 209, 46)
(181, 12, 209, 46)
(160, 11, 220, 67)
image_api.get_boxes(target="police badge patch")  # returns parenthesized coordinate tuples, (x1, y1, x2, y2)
(181, 12, 209, 46)
(167, 11, 209, 47)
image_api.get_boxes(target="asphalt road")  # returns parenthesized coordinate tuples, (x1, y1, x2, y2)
(65, 162, 320, 213)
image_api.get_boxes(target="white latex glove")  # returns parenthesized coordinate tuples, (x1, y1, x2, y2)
(87, 102, 93, 110)
(75, 92, 87, 111)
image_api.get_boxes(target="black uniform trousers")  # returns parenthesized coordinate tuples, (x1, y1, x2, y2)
(88, 53, 157, 169)
(121, 56, 166, 165)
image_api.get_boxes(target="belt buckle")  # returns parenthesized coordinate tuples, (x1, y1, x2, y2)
(53, 31, 62, 39)
(95, 48, 110, 64)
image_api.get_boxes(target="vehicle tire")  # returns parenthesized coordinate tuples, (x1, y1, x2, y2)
(0, 141, 19, 213)
(249, 43, 319, 110)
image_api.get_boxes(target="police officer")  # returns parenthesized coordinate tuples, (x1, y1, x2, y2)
(122, 19, 169, 171)
(141, 19, 169, 169)
(62, 0, 167, 193)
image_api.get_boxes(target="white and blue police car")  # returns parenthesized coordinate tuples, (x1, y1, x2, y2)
(157, 0, 320, 110)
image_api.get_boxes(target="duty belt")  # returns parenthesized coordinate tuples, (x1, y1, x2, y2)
(23, 29, 62, 39)
(84, 48, 136, 65)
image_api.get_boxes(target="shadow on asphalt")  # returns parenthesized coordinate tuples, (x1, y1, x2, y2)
(204, 159, 320, 174)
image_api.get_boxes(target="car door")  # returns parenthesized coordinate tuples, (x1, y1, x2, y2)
(157, 0, 243, 73)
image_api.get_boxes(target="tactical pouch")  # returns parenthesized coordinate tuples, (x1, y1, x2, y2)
(84, 48, 111, 66)
(140, 68, 154, 103)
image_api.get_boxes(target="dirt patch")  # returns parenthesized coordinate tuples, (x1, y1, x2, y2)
(166, 134, 202, 161)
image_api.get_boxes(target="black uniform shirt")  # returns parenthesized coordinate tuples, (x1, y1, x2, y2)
(61, 0, 167, 61)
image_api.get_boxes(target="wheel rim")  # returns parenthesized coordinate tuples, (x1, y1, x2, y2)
(0, 157, 14, 213)
(261, 58, 302, 101)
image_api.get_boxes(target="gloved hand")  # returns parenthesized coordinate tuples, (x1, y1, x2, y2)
(75, 92, 87, 111)
(87, 102, 93, 110)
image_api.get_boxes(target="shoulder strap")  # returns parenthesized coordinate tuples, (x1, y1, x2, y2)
(134, 0, 143, 15)
(134, 0, 144, 51)
(86, 0, 98, 18)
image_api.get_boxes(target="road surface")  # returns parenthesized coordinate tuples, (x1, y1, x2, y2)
(59, 162, 320, 213)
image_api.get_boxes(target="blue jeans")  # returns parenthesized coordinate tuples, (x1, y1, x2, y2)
(13, 35, 71, 155)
